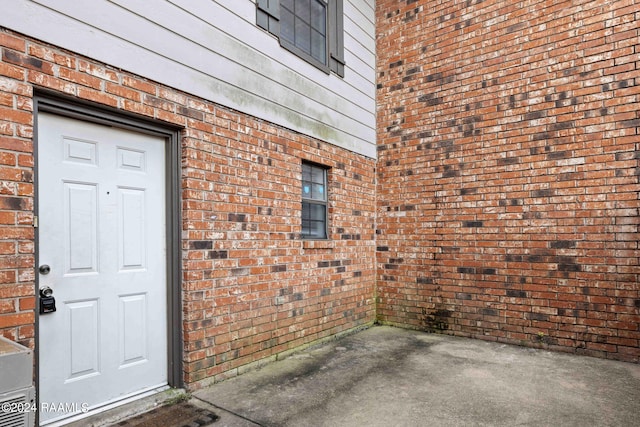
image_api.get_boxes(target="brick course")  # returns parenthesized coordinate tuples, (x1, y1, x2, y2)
(376, 0, 639, 362)
(0, 29, 376, 387)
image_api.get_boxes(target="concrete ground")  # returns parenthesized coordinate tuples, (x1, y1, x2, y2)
(192, 326, 640, 427)
(75, 325, 640, 426)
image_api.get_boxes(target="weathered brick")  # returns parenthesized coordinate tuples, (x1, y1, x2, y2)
(376, 0, 639, 362)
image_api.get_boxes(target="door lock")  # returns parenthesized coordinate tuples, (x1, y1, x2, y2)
(39, 264, 51, 275)
(39, 286, 56, 314)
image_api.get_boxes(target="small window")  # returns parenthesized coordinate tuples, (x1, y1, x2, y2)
(257, 0, 345, 77)
(301, 162, 328, 239)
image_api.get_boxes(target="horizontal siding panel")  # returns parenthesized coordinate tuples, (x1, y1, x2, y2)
(345, 53, 375, 100)
(344, 1, 376, 100)
(344, 24, 376, 89)
(1, 0, 376, 157)
(213, 0, 257, 24)
(347, 0, 376, 41)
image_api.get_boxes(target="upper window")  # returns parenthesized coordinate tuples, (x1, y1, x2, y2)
(257, 0, 345, 77)
(301, 162, 328, 239)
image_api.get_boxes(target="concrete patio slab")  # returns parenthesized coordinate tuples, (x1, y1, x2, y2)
(193, 326, 640, 427)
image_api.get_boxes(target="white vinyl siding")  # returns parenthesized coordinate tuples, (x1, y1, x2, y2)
(1, 0, 376, 158)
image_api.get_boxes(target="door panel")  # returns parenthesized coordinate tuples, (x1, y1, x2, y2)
(119, 188, 146, 269)
(67, 299, 100, 380)
(65, 182, 98, 273)
(119, 293, 148, 366)
(37, 113, 168, 425)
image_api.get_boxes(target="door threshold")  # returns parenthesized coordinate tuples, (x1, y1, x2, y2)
(42, 385, 184, 427)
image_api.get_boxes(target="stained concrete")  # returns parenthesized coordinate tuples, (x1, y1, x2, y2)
(193, 326, 640, 427)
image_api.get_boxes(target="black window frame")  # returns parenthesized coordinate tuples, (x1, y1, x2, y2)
(301, 161, 329, 240)
(257, 0, 345, 77)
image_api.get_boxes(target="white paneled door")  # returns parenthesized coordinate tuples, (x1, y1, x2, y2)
(37, 113, 167, 425)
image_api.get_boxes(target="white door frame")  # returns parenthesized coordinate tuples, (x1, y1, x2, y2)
(33, 93, 182, 425)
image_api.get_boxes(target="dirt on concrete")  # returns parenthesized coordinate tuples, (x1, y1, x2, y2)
(114, 401, 218, 427)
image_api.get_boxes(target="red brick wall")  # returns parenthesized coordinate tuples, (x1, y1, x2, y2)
(376, 0, 639, 362)
(0, 30, 36, 349)
(0, 29, 377, 386)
